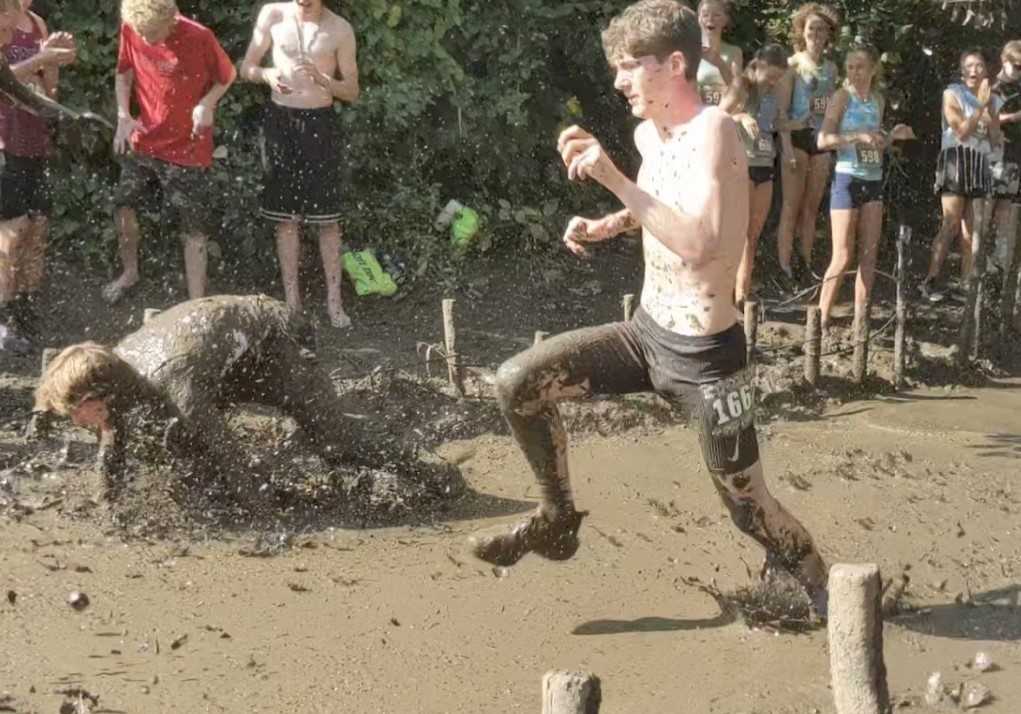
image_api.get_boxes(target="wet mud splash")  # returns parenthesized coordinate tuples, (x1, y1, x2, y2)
(680, 574, 818, 634)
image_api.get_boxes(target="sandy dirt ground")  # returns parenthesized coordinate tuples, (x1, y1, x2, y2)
(1, 246, 1020, 713)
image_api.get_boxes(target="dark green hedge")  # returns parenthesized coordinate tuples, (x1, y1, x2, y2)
(41, 0, 1017, 276)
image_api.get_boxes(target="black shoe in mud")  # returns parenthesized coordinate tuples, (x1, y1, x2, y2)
(469, 508, 587, 567)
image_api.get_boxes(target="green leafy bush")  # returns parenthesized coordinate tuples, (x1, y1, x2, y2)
(41, 0, 1019, 278)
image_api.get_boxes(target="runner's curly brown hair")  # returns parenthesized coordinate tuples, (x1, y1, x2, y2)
(602, 0, 702, 80)
(789, 3, 841, 53)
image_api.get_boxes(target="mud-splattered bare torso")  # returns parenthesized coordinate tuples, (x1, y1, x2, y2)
(636, 110, 746, 336)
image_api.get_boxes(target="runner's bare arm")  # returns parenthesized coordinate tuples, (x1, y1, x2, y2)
(987, 99, 1002, 145)
(327, 22, 359, 102)
(718, 79, 746, 115)
(115, 69, 133, 117)
(944, 89, 983, 142)
(774, 68, 800, 131)
(598, 113, 740, 265)
(815, 88, 851, 150)
(240, 4, 274, 82)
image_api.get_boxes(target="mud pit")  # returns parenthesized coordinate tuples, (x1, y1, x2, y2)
(2, 251, 1021, 712)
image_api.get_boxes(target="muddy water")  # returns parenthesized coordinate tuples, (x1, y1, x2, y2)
(2, 382, 1021, 713)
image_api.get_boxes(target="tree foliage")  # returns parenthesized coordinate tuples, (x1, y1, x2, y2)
(41, 0, 1020, 275)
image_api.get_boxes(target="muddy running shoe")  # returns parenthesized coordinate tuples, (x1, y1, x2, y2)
(918, 279, 945, 304)
(469, 508, 587, 567)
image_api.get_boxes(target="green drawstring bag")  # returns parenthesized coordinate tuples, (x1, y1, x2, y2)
(450, 207, 480, 252)
(342, 250, 398, 296)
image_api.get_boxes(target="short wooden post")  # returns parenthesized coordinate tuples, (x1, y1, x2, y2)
(853, 303, 870, 385)
(622, 293, 635, 322)
(743, 301, 758, 367)
(959, 198, 993, 364)
(999, 204, 1021, 342)
(893, 225, 910, 390)
(828, 564, 890, 714)
(804, 306, 821, 386)
(534, 330, 549, 346)
(441, 299, 465, 396)
(143, 308, 161, 324)
(40, 347, 59, 374)
(542, 671, 601, 714)
(25, 348, 62, 441)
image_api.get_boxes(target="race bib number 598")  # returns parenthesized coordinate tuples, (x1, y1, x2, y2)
(856, 146, 882, 166)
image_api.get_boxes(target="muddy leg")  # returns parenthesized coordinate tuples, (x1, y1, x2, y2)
(710, 461, 828, 609)
(471, 323, 651, 566)
(690, 370, 828, 614)
(232, 335, 372, 467)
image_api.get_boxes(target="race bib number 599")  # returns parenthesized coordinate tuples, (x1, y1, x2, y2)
(811, 96, 828, 115)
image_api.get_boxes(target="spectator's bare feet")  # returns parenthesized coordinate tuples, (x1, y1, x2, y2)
(102, 275, 138, 305)
(329, 307, 352, 329)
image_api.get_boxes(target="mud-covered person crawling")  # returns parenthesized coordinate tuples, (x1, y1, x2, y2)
(29, 295, 462, 503)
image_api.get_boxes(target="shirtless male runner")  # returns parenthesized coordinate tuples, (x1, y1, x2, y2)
(470, 0, 829, 616)
(240, 0, 359, 329)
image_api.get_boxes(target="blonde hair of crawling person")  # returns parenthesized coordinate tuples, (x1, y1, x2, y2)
(120, 0, 177, 35)
(33, 342, 143, 422)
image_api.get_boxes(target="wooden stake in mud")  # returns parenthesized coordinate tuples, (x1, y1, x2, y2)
(894, 225, 910, 390)
(542, 671, 601, 714)
(828, 564, 890, 714)
(804, 306, 821, 386)
(743, 301, 758, 367)
(852, 303, 871, 385)
(622, 293, 635, 322)
(40, 347, 59, 374)
(441, 298, 465, 396)
(999, 204, 1021, 342)
(959, 198, 994, 363)
(143, 308, 161, 324)
(534, 330, 549, 346)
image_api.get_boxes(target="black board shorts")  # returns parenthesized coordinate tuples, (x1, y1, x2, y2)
(260, 103, 343, 225)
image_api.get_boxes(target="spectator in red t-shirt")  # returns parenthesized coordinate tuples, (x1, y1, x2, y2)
(0, 0, 74, 352)
(103, 0, 236, 305)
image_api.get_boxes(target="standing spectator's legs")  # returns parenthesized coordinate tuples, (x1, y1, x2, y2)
(854, 200, 884, 312)
(317, 221, 349, 328)
(20, 215, 48, 294)
(777, 148, 809, 276)
(0, 215, 27, 311)
(181, 230, 208, 300)
(275, 220, 302, 315)
(923, 194, 967, 293)
(111, 207, 141, 296)
(798, 152, 833, 272)
(167, 160, 213, 300)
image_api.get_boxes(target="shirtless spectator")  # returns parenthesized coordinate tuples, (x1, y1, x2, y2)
(103, 0, 236, 305)
(468, 0, 829, 617)
(240, 0, 359, 329)
(0, 0, 73, 351)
